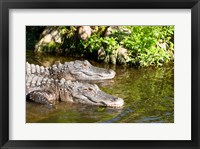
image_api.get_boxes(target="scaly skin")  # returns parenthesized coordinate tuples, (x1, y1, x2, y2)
(26, 74, 124, 107)
(26, 60, 116, 81)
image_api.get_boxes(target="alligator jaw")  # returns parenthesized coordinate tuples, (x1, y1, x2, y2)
(104, 98, 124, 108)
(70, 83, 124, 107)
(68, 60, 116, 80)
(80, 69, 116, 80)
(85, 93, 124, 108)
(88, 97, 124, 108)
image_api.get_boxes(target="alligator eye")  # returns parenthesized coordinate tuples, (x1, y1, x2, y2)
(88, 87, 93, 91)
(82, 63, 88, 68)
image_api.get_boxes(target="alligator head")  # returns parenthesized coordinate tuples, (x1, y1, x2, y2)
(52, 60, 116, 81)
(60, 80, 124, 107)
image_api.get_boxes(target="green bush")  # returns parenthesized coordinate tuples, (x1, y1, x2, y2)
(123, 26, 174, 67)
(29, 26, 174, 67)
(81, 34, 119, 55)
(40, 42, 62, 53)
(58, 26, 78, 50)
(80, 26, 174, 67)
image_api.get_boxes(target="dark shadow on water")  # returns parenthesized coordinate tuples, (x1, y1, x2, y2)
(100, 107, 134, 123)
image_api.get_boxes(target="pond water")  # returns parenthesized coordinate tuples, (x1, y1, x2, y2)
(26, 50, 174, 123)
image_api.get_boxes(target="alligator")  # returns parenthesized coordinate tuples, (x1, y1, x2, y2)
(26, 60, 116, 81)
(26, 74, 124, 107)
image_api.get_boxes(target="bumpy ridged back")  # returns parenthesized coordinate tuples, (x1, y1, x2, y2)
(25, 74, 73, 95)
(26, 74, 55, 94)
(26, 62, 50, 76)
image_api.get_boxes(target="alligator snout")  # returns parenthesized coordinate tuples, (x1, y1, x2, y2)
(106, 97, 124, 108)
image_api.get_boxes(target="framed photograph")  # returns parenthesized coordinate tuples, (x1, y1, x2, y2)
(0, 0, 199, 148)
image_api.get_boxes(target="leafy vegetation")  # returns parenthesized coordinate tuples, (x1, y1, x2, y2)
(27, 26, 174, 67)
(81, 35, 119, 55)
(40, 42, 62, 53)
(80, 26, 174, 67)
(123, 26, 174, 67)
(58, 26, 78, 50)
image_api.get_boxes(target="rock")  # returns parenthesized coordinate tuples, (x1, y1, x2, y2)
(97, 47, 118, 64)
(158, 42, 169, 51)
(109, 50, 118, 65)
(104, 26, 131, 37)
(54, 34, 62, 43)
(51, 30, 62, 43)
(104, 27, 113, 36)
(98, 46, 129, 65)
(78, 26, 92, 40)
(118, 27, 131, 34)
(43, 34, 52, 43)
(117, 47, 130, 65)
(97, 47, 106, 61)
(104, 55, 110, 63)
(51, 30, 58, 36)
(35, 27, 63, 52)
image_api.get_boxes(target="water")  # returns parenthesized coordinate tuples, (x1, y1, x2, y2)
(26, 50, 174, 123)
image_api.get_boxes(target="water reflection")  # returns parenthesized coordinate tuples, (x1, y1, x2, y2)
(26, 50, 174, 123)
